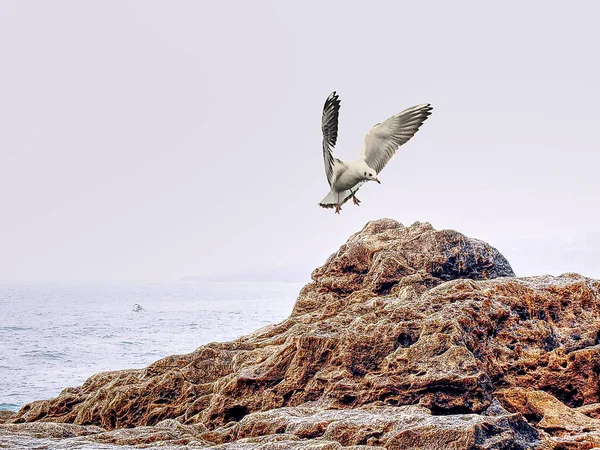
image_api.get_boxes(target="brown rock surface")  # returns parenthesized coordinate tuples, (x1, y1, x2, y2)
(5, 219, 600, 449)
(0, 410, 14, 424)
(0, 421, 105, 439)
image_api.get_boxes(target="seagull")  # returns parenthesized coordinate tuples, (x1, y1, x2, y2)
(319, 92, 432, 214)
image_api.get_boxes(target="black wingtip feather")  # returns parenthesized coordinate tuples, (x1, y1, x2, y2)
(324, 91, 340, 110)
(322, 91, 341, 146)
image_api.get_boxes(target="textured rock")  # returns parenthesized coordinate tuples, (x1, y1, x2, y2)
(6, 219, 600, 449)
(497, 388, 600, 434)
(497, 388, 600, 449)
(0, 410, 14, 424)
(1, 407, 543, 449)
(84, 418, 209, 446)
(0, 421, 104, 438)
(209, 404, 542, 449)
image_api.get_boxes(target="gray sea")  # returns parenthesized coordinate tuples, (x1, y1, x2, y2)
(0, 281, 304, 413)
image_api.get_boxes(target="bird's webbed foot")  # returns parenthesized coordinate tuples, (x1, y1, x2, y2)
(335, 204, 342, 214)
(352, 194, 361, 206)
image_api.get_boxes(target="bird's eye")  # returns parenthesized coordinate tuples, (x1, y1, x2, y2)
(369, 173, 373, 177)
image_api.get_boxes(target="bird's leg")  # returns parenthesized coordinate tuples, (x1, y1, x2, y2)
(335, 192, 341, 214)
(352, 191, 361, 206)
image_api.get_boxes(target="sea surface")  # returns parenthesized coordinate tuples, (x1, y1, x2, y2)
(0, 281, 304, 413)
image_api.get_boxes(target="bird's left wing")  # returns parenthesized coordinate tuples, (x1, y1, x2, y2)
(360, 104, 432, 174)
(321, 91, 341, 187)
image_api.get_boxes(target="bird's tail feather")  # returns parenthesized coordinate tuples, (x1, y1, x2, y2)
(318, 189, 354, 209)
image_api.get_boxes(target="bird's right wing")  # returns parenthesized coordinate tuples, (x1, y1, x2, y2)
(321, 91, 341, 187)
(360, 104, 432, 174)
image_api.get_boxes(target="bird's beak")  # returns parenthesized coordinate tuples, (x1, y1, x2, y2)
(375, 177, 381, 184)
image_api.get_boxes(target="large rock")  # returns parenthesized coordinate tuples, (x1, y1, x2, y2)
(6, 219, 600, 449)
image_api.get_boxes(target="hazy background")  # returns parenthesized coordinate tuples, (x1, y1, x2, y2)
(0, 1, 598, 282)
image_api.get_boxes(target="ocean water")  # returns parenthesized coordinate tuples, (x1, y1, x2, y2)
(0, 281, 304, 412)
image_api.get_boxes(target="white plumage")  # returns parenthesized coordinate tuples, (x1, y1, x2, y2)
(318, 92, 432, 214)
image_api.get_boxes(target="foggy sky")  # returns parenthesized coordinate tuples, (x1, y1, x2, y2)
(0, 1, 598, 282)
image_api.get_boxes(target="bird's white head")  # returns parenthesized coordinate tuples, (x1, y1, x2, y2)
(360, 164, 381, 184)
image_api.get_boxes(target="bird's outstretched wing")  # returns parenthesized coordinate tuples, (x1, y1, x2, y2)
(321, 91, 341, 187)
(360, 104, 432, 174)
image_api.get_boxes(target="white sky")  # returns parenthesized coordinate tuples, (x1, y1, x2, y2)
(0, 1, 598, 281)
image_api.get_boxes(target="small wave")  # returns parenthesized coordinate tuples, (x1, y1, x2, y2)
(21, 350, 66, 360)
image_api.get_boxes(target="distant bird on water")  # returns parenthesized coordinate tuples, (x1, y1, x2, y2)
(319, 92, 432, 214)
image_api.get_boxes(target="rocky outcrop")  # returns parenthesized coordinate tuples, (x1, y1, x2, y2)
(4, 219, 600, 449)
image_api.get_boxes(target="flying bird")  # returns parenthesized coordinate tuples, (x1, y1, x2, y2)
(319, 92, 432, 214)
